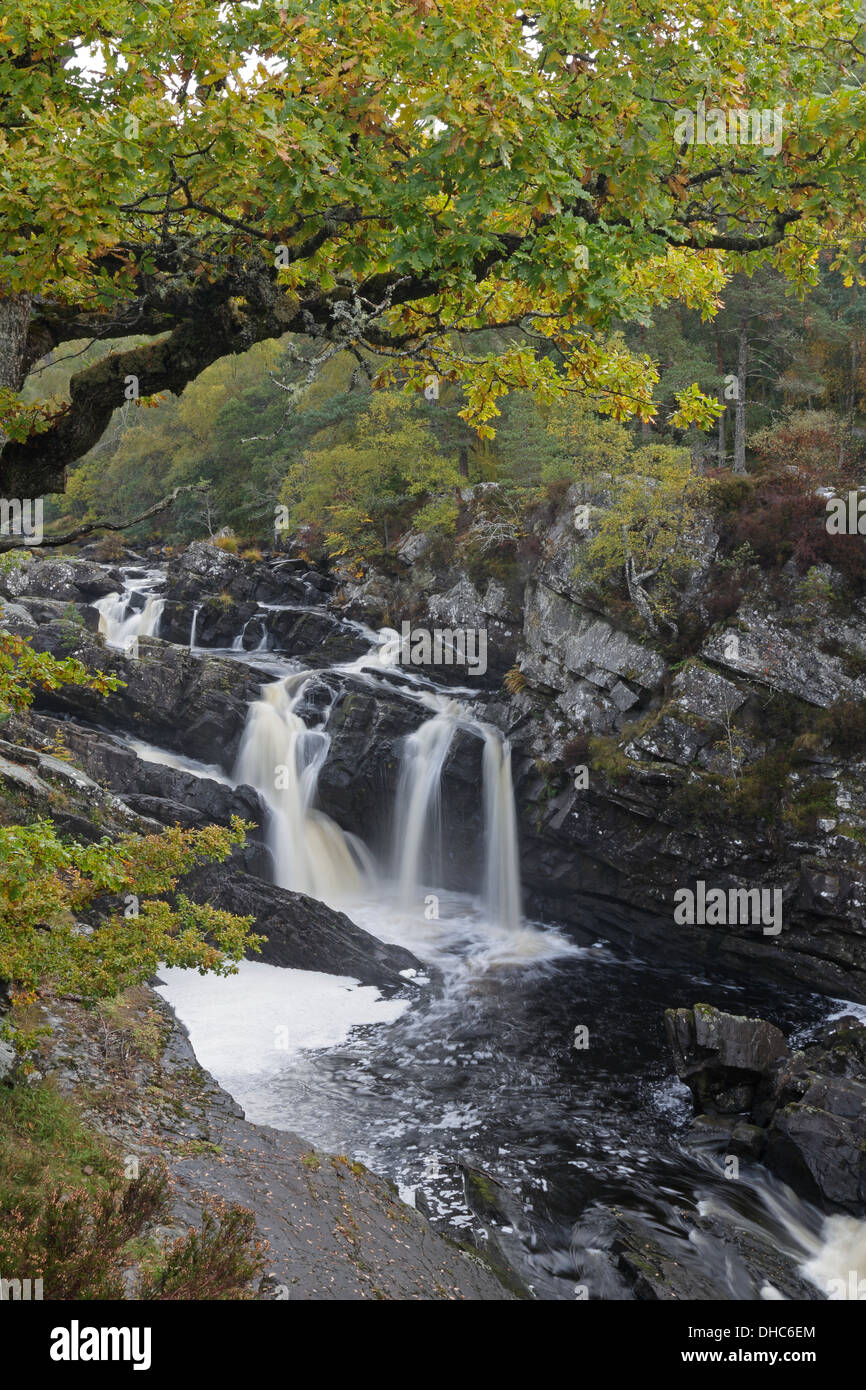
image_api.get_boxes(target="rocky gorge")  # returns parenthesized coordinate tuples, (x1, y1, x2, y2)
(1, 511, 865, 1301)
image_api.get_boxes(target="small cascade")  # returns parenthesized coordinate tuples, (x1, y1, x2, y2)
(139, 594, 165, 638)
(232, 614, 269, 652)
(235, 674, 369, 904)
(189, 605, 201, 652)
(94, 576, 164, 651)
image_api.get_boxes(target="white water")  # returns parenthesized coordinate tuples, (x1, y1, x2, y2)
(156, 959, 410, 1085)
(393, 696, 460, 910)
(698, 1160, 866, 1299)
(234, 674, 370, 905)
(189, 605, 201, 651)
(389, 691, 523, 931)
(94, 572, 165, 652)
(119, 735, 234, 786)
(481, 726, 523, 932)
(118, 570, 866, 1301)
(231, 623, 525, 932)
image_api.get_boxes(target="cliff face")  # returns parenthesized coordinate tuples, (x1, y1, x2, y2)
(507, 506, 866, 1001)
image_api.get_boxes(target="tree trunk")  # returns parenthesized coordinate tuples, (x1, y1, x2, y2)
(458, 444, 469, 480)
(0, 294, 31, 394)
(624, 556, 659, 635)
(839, 338, 860, 471)
(714, 327, 726, 467)
(733, 311, 749, 474)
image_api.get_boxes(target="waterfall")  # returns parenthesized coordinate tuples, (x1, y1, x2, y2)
(95, 589, 164, 651)
(391, 696, 523, 930)
(139, 595, 165, 637)
(393, 700, 459, 908)
(235, 675, 369, 904)
(189, 605, 201, 652)
(481, 728, 523, 932)
(232, 614, 269, 652)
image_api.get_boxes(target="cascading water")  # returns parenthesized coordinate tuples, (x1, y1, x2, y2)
(235, 674, 370, 905)
(189, 605, 201, 651)
(481, 726, 522, 932)
(232, 613, 269, 652)
(390, 692, 523, 930)
(393, 697, 460, 910)
(94, 572, 165, 651)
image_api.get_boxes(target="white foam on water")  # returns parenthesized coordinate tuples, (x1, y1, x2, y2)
(155, 960, 410, 1103)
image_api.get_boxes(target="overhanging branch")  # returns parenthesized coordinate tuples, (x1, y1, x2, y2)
(0, 482, 208, 552)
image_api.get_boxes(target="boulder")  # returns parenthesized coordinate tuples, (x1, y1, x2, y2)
(666, 1007, 866, 1216)
(0, 555, 122, 602)
(664, 1004, 788, 1114)
(181, 863, 425, 992)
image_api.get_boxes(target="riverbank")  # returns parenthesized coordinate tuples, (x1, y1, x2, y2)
(6, 985, 518, 1301)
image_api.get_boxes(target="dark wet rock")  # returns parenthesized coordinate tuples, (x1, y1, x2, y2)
(162, 541, 334, 613)
(8, 596, 102, 631)
(0, 598, 37, 630)
(764, 1079, 866, 1213)
(0, 555, 122, 602)
(24, 622, 269, 771)
(0, 739, 160, 844)
(164, 540, 284, 604)
(690, 1114, 767, 1159)
(181, 862, 425, 992)
(665, 1004, 788, 1114)
(265, 608, 369, 664)
(158, 596, 260, 648)
(596, 1206, 820, 1301)
(513, 558, 866, 1002)
(667, 1007, 866, 1216)
(627, 714, 709, 766)
(315, 678, 485, 879)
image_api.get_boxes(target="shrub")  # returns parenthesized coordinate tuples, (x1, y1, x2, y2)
(503, 665, 526, 695)
(136, 1201, 268, 1300)
(704, 568, 745, 626)
(562, 732, 591, 766)
(783, 778, 836, 834)
(92, 535, 126, 564)
(817, 700, 866, 756)
(213, 536, 238, 553)
(730, 749, 793, 823)
(709, 446, 866, 582)
(0, 1082, 169, 1300)
(0, 1082, 267, 1300)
